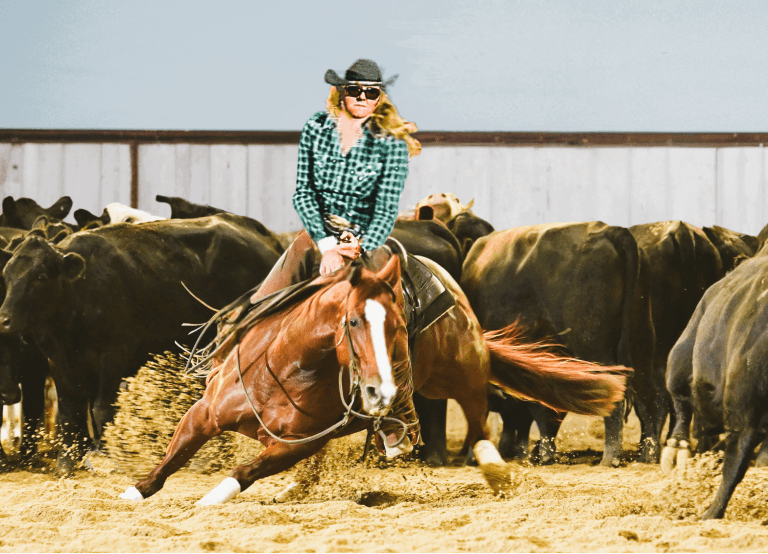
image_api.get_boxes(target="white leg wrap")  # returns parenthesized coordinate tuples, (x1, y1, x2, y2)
(273, 481, 308, 503)
(385, 435, 414, 459)
(118, 486, 144, 501)
(196, 477, 241, 506)
(474, 439, 505, 466)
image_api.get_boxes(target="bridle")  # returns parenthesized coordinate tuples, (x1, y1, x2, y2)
(235, 288, 413, 447)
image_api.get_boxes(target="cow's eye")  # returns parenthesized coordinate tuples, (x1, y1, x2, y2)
(349, 318, 359, 327)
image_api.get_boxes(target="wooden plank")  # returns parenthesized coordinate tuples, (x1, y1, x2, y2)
(247, 144, 300, 232)
(188, 145, 212, 208)
(628, 148, 671, 225)
(63, 144, 102, 216)
(716, 148, 767, 236)
(3, 145, 25, 200)
(38, 144, 65, 204)
(667, 148, 717, 228)
(22, 144, 40, 197)
(209, 145, 247, 216)
(100, 144, 132, 211)
(590, 148, 632, 227)
(137, 144, 175, 213)
(537, 148, 593, 225)
(484, 147, 532, 229)
(0, 144, 12, 190)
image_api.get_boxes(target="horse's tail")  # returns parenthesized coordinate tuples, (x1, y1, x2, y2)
(485, 323, 632, 417)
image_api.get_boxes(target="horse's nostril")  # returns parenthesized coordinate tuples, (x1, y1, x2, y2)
(1, 318, 10, 329)
(365, 385, 381, 402)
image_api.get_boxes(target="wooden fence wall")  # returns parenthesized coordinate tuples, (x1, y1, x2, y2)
(1, 131, 767, 236)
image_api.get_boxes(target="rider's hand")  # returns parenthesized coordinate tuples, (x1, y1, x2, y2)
(336, 231, 361, 260)
(320, 250, 346, 276)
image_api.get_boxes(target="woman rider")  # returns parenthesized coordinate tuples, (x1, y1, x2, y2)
(250, 58, 421, 301)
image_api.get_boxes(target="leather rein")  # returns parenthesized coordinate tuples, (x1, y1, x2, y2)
(234, 289, 411, 447)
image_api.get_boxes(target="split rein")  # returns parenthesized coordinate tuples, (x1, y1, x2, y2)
(232, 291, 413, 448)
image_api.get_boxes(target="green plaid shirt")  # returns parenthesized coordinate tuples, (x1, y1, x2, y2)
(292, 111, 410, 251)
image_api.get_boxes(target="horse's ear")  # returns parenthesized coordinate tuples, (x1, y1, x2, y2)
(377, 254, 401, 289)
(348, 263, 363, 287)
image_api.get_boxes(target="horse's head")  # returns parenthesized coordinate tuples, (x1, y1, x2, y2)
(336, 254, 408, 417)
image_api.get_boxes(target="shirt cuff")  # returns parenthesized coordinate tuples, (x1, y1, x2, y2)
(316, 236, 338, 254)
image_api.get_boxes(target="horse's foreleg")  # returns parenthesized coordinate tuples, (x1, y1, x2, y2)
(197, 440, 327, 506)
(121, 400, 217, 501)
(273, 446, 328, 503)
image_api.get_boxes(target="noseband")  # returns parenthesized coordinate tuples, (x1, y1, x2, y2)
(234, 289, 413, 447)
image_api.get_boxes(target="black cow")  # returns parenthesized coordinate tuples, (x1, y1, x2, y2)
(155, 195, 226, 219)
(390, 219, 463, 283)
(0, 333, 50, 469)
(663, 248, 768, 519)
(628, 222, 731, 445)
(0, 214, 282, 475)
(1, 196, 73, 230)
(461, 221, 655, 467)
(445, 211, 495, 260)
(702, 225, 759, 271)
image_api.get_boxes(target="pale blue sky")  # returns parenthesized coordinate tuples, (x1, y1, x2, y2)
(1, 0, 766, 131)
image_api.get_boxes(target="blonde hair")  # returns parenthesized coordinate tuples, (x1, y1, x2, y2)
(326, 86, 421, 157)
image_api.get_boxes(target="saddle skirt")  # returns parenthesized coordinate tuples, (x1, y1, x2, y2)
(378, 240, 456, 346)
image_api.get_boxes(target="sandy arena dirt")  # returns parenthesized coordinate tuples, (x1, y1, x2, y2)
(3, 400, 768, 553)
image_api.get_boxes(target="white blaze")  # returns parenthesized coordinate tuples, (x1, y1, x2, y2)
(364, 299, 396, 402)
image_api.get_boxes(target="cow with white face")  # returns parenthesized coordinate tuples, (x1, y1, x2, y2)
(414, 193, 474, 224)
(105, 203, 166, 224)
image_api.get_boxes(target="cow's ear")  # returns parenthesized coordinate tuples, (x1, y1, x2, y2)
(74, 208, 98, 228)
(61, 252, 85, 281)
(2, 196, 16, 218)
(48, 196, 73, 220)
(461, 237, 475, 258)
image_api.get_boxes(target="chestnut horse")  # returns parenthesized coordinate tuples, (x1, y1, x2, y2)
(120, 251, 630, 505)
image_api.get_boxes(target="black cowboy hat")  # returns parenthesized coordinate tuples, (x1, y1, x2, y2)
(324, 59, 398, 88)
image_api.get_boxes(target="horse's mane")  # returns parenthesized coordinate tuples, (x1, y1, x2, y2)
(184, 262, 363, 376)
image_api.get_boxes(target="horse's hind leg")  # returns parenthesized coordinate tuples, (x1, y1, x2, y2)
(121, 400, 218, 501)
(454, 389, 512, 495)
(198, 440, 327, 506)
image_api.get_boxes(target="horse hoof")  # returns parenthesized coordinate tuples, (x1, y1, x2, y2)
(660, 445, 677, 474)
(384, 435, 413, 459)
(474, 440, 512, 494)
(118, 486, 144, 501)
(273, 482, 307, 503)
(196, 477, 241, 506)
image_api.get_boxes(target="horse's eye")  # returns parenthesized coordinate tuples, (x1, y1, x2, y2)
(37, 274, 48, 282)
(349, 318, 360, 327)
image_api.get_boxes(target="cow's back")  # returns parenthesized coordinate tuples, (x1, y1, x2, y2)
(462, 221, 643, 366)
(57, 214, 282, 353)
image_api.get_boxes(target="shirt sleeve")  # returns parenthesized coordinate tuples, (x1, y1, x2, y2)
(292, 114, 327, 244)
(361, 139, 409, 251)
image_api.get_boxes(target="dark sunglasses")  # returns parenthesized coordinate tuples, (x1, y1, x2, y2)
(344, 85, 381, 101)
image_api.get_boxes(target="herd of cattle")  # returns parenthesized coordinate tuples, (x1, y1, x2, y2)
(0, 191, 767, 519)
